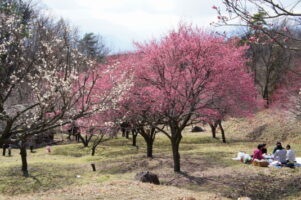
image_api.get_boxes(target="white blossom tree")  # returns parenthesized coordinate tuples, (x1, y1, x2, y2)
(0, 1, 131, 176)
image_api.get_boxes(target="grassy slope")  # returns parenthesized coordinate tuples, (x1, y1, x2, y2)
(0, 110, 301, 200)
(223, 109, 301, 143)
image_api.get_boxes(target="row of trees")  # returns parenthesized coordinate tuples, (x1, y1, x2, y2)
(62, 25, 259, 173)
(102, 26, 259, 172)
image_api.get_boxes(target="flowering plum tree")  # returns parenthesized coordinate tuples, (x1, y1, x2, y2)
(76, 116, 119, 156)
(271, 63, 301, 119)
(0, 2, 96, 176)
(114, 53, 164, 157)
(200, 50, 259, 142)
(72, 59, 133, 154)
(119, 93, 162, 157)
(134, 25, 258, 172)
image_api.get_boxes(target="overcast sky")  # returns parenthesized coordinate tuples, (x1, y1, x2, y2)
(40, 0, 224, 53)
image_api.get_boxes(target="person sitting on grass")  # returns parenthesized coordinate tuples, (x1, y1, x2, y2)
(252, 144, 264, 161)
(273, 143, 287, 164)
(261, 143, 267, 155)
(286, 144, 296, 163)
(273, 142, 283, 154)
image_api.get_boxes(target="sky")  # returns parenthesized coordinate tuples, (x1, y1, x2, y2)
(40, 0, 222, 53)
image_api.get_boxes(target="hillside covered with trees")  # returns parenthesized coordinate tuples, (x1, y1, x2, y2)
(1, 0, 301, 200)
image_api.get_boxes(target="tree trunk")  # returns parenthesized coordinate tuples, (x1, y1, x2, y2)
(85, 135, 88, 147)
(263, 77, 270, 107)
(138, 127, 157, 158)
(171, 138, 181, 172)
(2, 146, 6, 156)
(20, 145, 29, 177)
(141, 134, 154, 158)
(125, 130, 129, 139)
(170, 127, 182, 172)
(218, 120, 226, 143)
(132, 130, 137, 146)
(132, 134, 137, 146)
(146, 140, 153, 158)
(79, 135, 89, 147)
(263, 83, 270, 108)
(91, 163, 96, 171)
(209, 123, 217, 138)
(91, 147, 96, 156)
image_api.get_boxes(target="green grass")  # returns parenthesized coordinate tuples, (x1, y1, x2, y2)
(0, 115, 301, 200)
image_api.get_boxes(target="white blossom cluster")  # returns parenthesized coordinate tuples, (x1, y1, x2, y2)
(0, 2, 134, 141)
(0, 3, 90, 138)
(0, 12, 22, 56)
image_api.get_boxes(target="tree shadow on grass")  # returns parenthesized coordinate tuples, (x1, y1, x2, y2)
(97, 151, 240, 176)
(177, 171, 205, 185)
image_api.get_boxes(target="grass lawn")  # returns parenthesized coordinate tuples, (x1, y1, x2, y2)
(0, 123, 301, 200)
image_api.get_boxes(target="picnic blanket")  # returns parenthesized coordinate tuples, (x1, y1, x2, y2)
(269, 157, 301, 168)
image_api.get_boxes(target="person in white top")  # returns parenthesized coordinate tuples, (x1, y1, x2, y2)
(286, 144, 296, 162)
(273, 144, 287, 164)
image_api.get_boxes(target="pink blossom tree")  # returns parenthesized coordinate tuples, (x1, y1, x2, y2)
(76, 114, 120, 156)
(200, 51, 259, 142)
(118, 86, 163, 157)
(114, 53, 165, 157)
(73, 59, 133, 154)
(133, 25, 258, 172)
(271, 62, 301, 119)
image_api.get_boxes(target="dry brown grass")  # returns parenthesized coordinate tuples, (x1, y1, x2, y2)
(223, 109, 301, 143)
(1, 180, 229, 200)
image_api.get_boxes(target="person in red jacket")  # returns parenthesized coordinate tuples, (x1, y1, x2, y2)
(252, 144, 264, 161)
